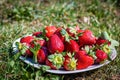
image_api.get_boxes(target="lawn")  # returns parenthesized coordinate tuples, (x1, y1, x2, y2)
(0, 0, 120, 80)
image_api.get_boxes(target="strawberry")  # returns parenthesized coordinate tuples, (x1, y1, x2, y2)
(45, 26, 57, 38)
(46, 54, 64, 69)
(95, 49, 108, 63)
(30, 39, 46, 48)
(64, 40, 79, 53)
(32, 31, 42, 37)
(29, 39, 48, 63)
(47, 34, 64, 54)
(55, 27, 65, 42)
(63, 53, 77, 70)
(41, 47, 49, 55)
(24, 49, 33, 57)
(78, 30, 96, 48)
(96, 38, 110, 46)
(20, 36, 34, 46)
(30, 48, 47, 64)
(37, 49, 47, 64)
(75, 50, 94, 69)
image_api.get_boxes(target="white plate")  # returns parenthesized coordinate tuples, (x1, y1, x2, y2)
(12, 38, 117, 74)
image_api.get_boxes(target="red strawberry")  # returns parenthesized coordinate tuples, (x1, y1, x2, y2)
(63, 53, 77, 70)
(46, 54, 64, 69)
(37, 49, 47, 64)
(75, 50, 94, 70)
(64, 40, 79, 53)
(78, 30, 96, 48)
(45, 26, 57, 38)
(46, 59, 57, 69)
(41, 47, 49, 55)
(32, 31, 42, 37)
(47, 34, 64, 54)
(24, 49, 33, 57)
(55, 27, 65, 42)
(30, 44, 47, 63)
(95, 49, 108, 63)
(20, 36, 34, 46)
(96, 38, 110, 46)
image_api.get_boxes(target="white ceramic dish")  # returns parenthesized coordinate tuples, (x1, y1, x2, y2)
(12, 38, 117, 74)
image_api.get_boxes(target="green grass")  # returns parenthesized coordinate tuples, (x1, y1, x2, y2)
(0, 0, 120, 80)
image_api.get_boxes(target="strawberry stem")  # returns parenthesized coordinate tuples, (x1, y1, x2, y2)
(30, 44, 41, 63)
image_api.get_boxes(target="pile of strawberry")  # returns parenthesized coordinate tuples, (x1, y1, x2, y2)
(16, 26, 118, 70)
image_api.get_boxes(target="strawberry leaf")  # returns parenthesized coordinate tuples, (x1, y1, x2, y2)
(55, 64, 62, 69)
(110, 40, 119, 48)
(107, 53, 112, 61)
(60, 28, 67, 35)
(77, 32, 83, 36)
(102, 45, 111, 54)
(61, 52, 67, 56)
(60, 28, 70, 42)
(68, 58, 77, 70)
(84, 46, 90, 53)
(88, 50, 97, 60)
(100, 31, 111, 40)
(48, 54, 64, 69)
(100, 31, 119, 49)
(69, 27, 77, 35)
(48, 54, 55, 62)
(67, 52, 72, 57)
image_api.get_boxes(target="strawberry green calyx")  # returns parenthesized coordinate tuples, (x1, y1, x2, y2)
(60, 28, 70, 42)
(68, 58, 77, 70)
(67, 52, 75, 58)
(69, 27, 77, 35)
(84, 46, 97, 60)
(35, 37, 44, 41)
(102, 45, 111, 54)
(88, 50, 97, 60)
(30, 44, 41, 63)
(67, 52, 72, 57)
(84, 46, 90, 53)
(102, 45, 112, 61)
(48, 53, 64, 69)
(110, 39, 119, 48)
